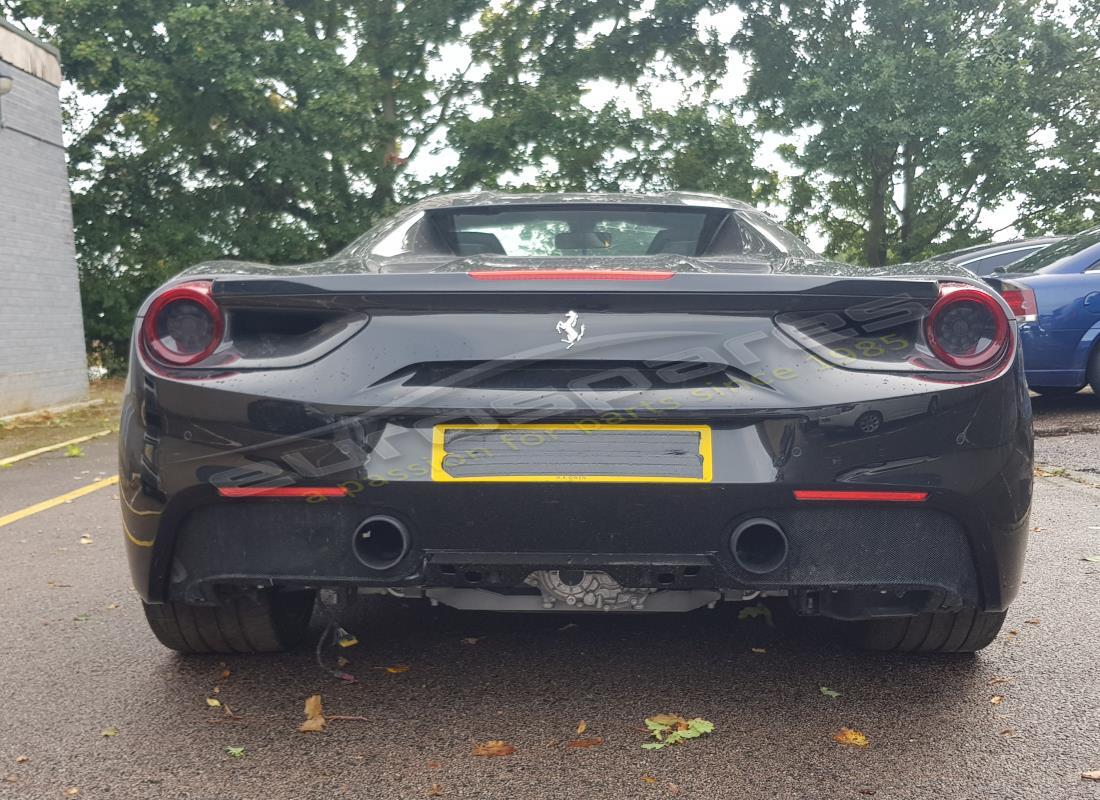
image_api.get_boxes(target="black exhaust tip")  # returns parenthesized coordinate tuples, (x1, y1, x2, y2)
(730, 518, 788, 574)
(352, 515, 410, 571)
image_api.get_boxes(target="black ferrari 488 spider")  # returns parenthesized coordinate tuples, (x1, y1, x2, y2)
(120, 192, 1032, 654)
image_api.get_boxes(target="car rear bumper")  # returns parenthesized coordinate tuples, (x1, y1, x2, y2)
(119, 363, 1033, 620)
(1023, 367, 1087, 388)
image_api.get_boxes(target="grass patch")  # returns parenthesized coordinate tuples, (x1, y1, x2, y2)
(0, 379, 124, 460)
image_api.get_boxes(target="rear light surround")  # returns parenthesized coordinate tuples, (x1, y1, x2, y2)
(777, 281, 1014, 375)
(141, 281, 225, 367)
(139, 281, 368, 372)
(924, 284, 1010, 370)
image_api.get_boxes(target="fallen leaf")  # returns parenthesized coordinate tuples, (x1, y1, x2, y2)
(226, 746, 245, 758)
(1081, 555, 1100, 563)
(461, 637, 481, 645)
(73, 613, 91, 622)
(641, 775, 657, 785)
(1082, 771, 1100, 782)
(221, 669, 231, 680)
(101, 727, 118, 737)
(472, 740, 515, 757)
(105, 603, 119, 610)
(833, 728, 870, 748)
(304, 695, 322, 717)
(750, 647, 767, 654)
(990, 695, 1005, 705)
(426, 760, 442, 770)
(206, 698, 221, 708)
(565, 737, 604, 749)
(64, 788, 80, 797)
(987, 676, 1012, 686)
(737, 604, 774, 627)
(65, 445, 84, 458)
(338, 634, 359, 648)
(646, 713, 682, 726)
(299, 694, 326, 733)
(576, 720, 587, 735)
(212, 686, 220, 694)
(1023, 618, 1040, 625)
(426, 785, 444, 797)
(14, 756, 27, 764)
(668, 784, 682, 795)
(336, 656, 350, 668)
(4, 775, 15, 784)
(643, 715, 714, 749)
(79, 535, 93, 545)
(383, 664, 410, 674)
(1000, 729, 1015, 737)
(820, 686, 841, 699)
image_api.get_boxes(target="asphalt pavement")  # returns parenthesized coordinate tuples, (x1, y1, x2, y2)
(1, 401, 1099, 800)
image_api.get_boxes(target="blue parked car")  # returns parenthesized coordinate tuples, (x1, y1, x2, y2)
(932, 236, 1065, 275)
(986, 227, 1100, 396)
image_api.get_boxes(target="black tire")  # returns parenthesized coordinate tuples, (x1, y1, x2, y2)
(1088, 345, 1100, 397)
(142, 589, 316, 654)
(1031, 385, 1081, 397)
(846, 609, 1006, 653)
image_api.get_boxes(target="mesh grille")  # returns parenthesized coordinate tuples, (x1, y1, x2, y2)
(763, 507, 975, 590)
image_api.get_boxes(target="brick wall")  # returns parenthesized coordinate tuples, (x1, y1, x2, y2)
(0, 28, 88, 415)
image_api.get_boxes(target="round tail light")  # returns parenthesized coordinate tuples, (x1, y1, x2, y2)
(141, 281, 224, 366)
(924, 286, 1009, 370)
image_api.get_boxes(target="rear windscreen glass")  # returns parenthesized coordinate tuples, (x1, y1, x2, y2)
(1009, 228, 1100, 273)
(432, 207, 718, 257)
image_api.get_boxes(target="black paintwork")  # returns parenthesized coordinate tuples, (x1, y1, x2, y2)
(120, 193, 1033, 621)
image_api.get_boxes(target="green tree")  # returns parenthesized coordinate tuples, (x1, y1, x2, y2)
(733, 0, 1088, 266)
(7, 0, 487, 353)
(4, 0, 750, 357)
(444, 0, 736, 192)
(1014, 7, 1099, 236)
(617, 102, 777, 200)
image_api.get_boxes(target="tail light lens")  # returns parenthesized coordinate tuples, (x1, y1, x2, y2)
(998, 280, 1038, 322)
(141, 281, 224, 366)
(924, 285, 1010, 370)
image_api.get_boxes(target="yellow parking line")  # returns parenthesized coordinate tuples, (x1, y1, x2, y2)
(0, 430, 114, 467)
(0, 475, 119, 529)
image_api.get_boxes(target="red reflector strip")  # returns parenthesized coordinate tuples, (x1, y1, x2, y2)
(467, 270, 676, 281)
(217, 486, 348, 498)
(794, 490, 928, 503)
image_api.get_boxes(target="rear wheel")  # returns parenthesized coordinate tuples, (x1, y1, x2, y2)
(846, 609, 1006, 653)
(1088, 345, 1100, 396)
(142, 589, 315, 654)
(854, 410, 883, 434)
(1031, 385, 1081, 397)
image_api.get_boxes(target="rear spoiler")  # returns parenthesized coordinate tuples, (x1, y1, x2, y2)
(207, 272, 947, 315)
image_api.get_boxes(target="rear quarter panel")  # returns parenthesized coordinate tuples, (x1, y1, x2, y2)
(1020, 272, 1100, 376)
